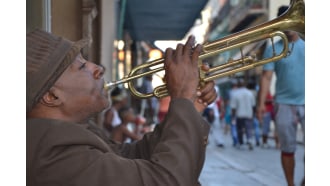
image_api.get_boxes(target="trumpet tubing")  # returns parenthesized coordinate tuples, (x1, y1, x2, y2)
(105, 0, 305, 99)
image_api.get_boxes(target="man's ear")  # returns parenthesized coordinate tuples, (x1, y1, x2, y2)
(40, 88, 62, 107)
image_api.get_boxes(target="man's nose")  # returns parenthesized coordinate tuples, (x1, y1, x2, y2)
(93, 64, 105, 79)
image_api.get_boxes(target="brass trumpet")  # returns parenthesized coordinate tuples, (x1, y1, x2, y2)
(105, 0, 305, 99)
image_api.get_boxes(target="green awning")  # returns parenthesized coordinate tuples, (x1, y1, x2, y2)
(124, 0, 208, 41)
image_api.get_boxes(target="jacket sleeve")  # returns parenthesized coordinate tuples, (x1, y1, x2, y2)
(33, 98, 210, 186)
(135, 98, 210, 185)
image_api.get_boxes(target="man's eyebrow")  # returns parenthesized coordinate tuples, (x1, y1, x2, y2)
(77, 54, 83, 61)
(68, 55, 84, 70)
(75, 55, 87, 64)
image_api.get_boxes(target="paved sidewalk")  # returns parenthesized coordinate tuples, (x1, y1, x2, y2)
(199, 123, 305, 186)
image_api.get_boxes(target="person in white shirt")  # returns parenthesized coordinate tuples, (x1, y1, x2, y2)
(230, 78, 256, 150)
(205, 86, 225, 147)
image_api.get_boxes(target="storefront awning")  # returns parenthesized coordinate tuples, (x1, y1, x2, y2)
(124, 0, 208, 41)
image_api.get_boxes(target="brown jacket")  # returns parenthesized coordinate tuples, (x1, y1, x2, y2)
(27, 99, 210, 186)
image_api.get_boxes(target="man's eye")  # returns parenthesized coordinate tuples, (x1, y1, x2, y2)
(79, 63, 86, 70)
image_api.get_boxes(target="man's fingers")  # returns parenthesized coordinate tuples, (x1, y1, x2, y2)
(183, 35, 195, 56)
(164, 48, 174, 68)
(174, 44, 184, 61)
(197, 81, 216, 104)
(198, 91, 217, 105)
(198, 81, 215, 95)
(191, 44, 202, 65)
(200, 62, 210, 72)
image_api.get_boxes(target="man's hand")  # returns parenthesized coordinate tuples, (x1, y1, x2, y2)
(164, 35, 202, 102)
(193, 80, 217, 113)
(193, 62, 217, 112)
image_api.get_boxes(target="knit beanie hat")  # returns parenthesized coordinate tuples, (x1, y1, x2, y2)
(26, 29, 88, 113)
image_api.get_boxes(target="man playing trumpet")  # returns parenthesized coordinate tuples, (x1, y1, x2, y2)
(27, 29, 217, 186)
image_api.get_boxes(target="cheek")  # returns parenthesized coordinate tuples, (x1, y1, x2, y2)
(69, 93, 109, 113)
(61, 85, 99, 107)
(59, 76, 109, 108)
(92, 89, 111, 109)
(65, 77, 96, 95)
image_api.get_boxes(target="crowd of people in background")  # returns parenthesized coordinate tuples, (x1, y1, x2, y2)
(105, 75, 283, 152)
(201, 77, 281, 151)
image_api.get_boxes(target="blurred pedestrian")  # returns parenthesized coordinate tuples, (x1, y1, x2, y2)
(224, 98, 238, 146)
(247, 80, 261, 146)
(231, 79, 256, 150)
(257, 6, 305, 186)
(259, 91, 280, 148)
(111, 106, 143, 143)
(103, 87, 128, 136)
(140, 75, 158, 124)
(205, 86, 225, 148)
(226, 79, 239, 147)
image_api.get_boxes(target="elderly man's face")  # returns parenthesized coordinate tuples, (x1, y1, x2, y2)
(53, 54, 110, 120)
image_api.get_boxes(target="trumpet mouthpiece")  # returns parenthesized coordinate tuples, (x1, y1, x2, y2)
(104, 82, 115, 91)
